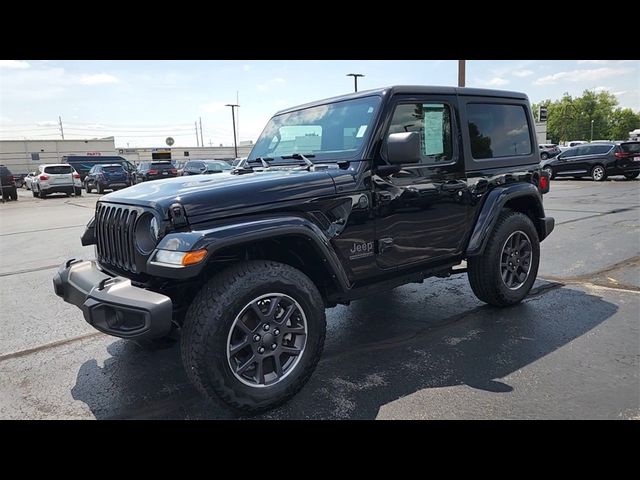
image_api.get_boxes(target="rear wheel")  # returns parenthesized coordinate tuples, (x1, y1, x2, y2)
(540, 152, 549, 160)
(468, 210, 540, 307)
(10, 190, 17, 201)
(591, 165, 607, 182)
(623, 172, 639, 180)
(74, 187, 82, 196)
(96, 183, 103, 194)
(32, 187, 38, 197)
(181, 260, 326, 414)
(38, 186, 46, 199)
(85, 182, 92, 193)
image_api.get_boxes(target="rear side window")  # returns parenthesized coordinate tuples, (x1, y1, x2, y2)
(585, 144, 613, 155)
(620, 142, 640, 154)
(44, 165, 74, 174)
(467, 104, 532, 159)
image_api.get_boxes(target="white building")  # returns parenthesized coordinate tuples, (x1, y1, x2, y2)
(0, 137, 117, 174)
(0, 137, 255, 173)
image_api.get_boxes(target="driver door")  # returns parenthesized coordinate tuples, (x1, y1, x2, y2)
(374, 95, 470, 270)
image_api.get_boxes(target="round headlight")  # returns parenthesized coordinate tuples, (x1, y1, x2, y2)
(135, 213, 159, 255)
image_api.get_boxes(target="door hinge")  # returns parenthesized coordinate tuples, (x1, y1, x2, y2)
(378, 237, 394, 253)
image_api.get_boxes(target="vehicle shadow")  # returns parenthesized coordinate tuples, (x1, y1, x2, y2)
(71, 285, 617, 419)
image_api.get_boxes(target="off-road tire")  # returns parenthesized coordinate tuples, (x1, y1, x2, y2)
(181, 260, 326, 415)
(623, 172, 639, 180)
(468, 210, 540, 307)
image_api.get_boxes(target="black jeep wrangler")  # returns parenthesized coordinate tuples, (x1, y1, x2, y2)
(53, 86, 554, 413)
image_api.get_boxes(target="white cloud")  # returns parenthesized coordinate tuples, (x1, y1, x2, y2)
(257, 77, 287, 91)
(512, 69, 533, 77)
(593, 86, 628, 97)
(243, 64, 251, 72)
(36, 121, 59, 127)
(534, 67, 632, 85)
(201, 101, 227, 113)
(79, 73, 120, 85)
(0, 60, 30, 69)
(479, 77, 509, 87)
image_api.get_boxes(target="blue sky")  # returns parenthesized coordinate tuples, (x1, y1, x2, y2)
(1, 60, 638, 148)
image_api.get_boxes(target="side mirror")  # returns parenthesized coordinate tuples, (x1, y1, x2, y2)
(386, 132, 421, 165)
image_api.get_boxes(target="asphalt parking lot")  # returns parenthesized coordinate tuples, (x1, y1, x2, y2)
(0, 179, 638, 420)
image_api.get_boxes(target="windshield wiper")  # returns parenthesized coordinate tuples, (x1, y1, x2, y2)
(280, 153, 315, 169)
(233, 157, 273, 173)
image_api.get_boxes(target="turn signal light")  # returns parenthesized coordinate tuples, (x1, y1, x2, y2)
(182, 249, 207, 266)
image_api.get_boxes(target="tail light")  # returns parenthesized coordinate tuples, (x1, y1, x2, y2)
(170, 168, 177, 174)
(73, 173, 80, 179)
(614, 151, 628, 158)
(39, 174, 49, 181)
(148, 169, 158, 175)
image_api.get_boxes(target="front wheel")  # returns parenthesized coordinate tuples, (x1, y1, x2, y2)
(591, 165, 607, 182)
(85, 182, 92, 193)
(543, 166, 554, 180)
(468, 210, 540, 307)
(181, 260, 326, 414)
(623, 172, 639, 180)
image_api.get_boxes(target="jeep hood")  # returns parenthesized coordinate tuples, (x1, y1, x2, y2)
(101, 169, 337, 221)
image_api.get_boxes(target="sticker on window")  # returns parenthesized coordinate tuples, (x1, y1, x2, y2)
(356, 125, 368, 138)
(423, 106, 444, 156)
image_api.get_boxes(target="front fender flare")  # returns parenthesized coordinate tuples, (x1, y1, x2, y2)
(150, 216, 351, 290)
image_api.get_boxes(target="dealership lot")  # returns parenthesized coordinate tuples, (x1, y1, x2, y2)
(0, 179, 638, 419)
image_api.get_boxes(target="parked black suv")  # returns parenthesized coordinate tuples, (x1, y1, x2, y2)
(182, 160, 233, 176)
(84, 164, 132, 194)
(54, 86, 554, 413)
(541, 141, 640, 181)
(136, 161, 178, 182)
(0, 165, 18, 201)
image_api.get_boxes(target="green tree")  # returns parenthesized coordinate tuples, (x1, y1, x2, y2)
(609, 108, 640, 141)
(533, 89, 638, 144)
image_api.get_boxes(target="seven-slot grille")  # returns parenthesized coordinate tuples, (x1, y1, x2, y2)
(95, 203, 140, 272)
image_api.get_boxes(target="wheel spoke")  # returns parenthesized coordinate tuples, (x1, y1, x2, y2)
(250, 302, 267, 322)
(229, 339, 250, 356)
(283, 324, 306, 335)
(265, 295, 283, 319)
(280, 345, 302, 356)
(255, 358, 265, 384)
(275, 304, 297, 325)
(235, 320, 254, 335)
(506, 270, 514, 287)
(274, 354, 283, 377)
(236, 355, 257, 375)
(517, 239, 528, 251)
(520, 250, 531, 260)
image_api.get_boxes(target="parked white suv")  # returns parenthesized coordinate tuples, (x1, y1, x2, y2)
(31, 164, 82, 198)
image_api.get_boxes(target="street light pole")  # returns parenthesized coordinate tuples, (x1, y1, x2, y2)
(590, 119, 594, 142)
(346, 73, 364, 92)
(226, 104, 240, 158)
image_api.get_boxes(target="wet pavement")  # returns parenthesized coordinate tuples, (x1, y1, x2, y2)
(0, 179, 638, 419)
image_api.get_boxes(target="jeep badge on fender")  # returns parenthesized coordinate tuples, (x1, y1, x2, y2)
(53, 86, 554, 414)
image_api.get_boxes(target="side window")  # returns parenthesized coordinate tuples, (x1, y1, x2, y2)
(467, 103, 532, 159)
(387, 102, 453, 165)
(590, 145, 612, 155)
(574, 146, 590, 156)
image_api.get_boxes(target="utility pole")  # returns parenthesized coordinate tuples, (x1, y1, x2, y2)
(199, 117, 204, 148)
(195, 121, 199, 147)
(59, 116, 65, 140)
(458, 60, 466, 87)
(236, 91, 240, 143)
(225, 104, 239, 158)
(590, 119, 594, 142)
(346, 73, 364, 92)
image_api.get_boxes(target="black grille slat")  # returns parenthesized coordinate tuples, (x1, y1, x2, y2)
(95, 202, 144, 273)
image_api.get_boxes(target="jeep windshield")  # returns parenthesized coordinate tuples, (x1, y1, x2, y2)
(248, 96, 381, 163)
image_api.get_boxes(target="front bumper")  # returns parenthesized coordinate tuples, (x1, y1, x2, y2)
(53, 259, 173, 340)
